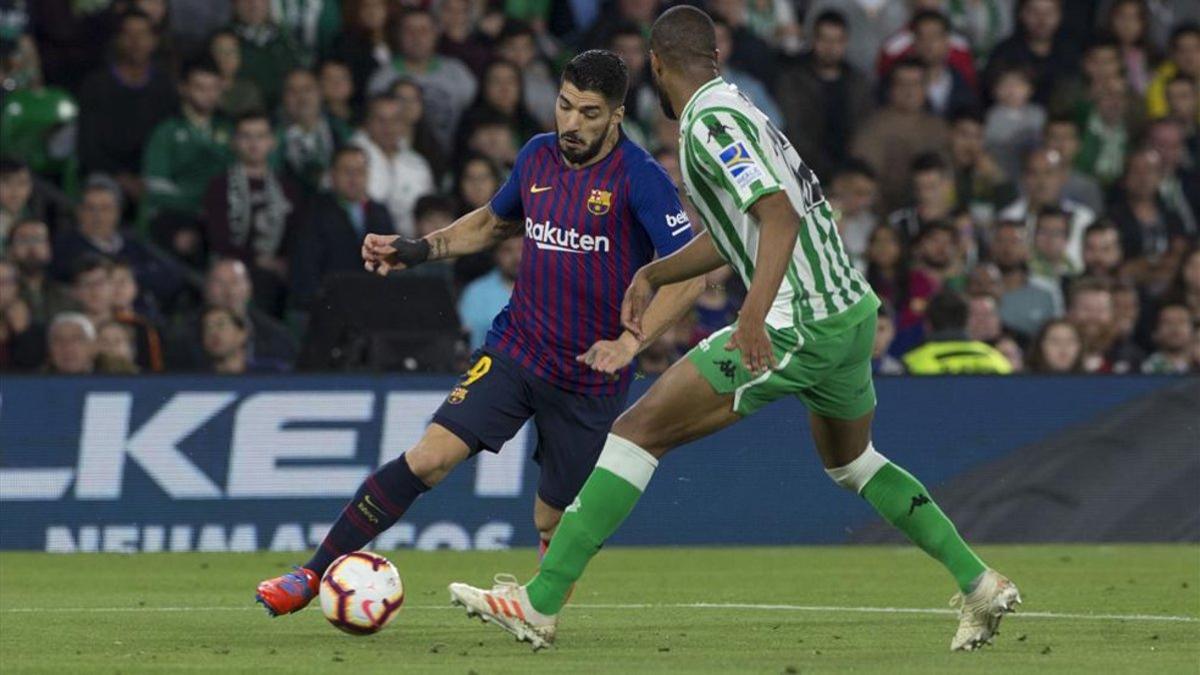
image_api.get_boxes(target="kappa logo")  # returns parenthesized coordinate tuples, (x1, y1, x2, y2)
(909, 494, 931, 515)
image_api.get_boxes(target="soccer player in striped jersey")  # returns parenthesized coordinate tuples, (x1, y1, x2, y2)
(255, 50, 705, 617)
(450, 6, 1020, 653)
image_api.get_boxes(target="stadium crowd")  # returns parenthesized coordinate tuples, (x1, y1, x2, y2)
(0, 0, 1197, 376)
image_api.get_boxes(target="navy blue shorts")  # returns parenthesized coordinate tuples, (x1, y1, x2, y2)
(431, 349, 628, 511)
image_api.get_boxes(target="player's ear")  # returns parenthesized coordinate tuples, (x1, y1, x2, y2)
(609, 104, 625, 128)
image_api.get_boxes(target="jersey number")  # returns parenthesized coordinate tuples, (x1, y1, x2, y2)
(462, 355, 492, 386)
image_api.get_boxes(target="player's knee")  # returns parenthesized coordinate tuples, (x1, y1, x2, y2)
(824, 443, 888, 493)
(404, 432, 469, 487)
(611, 408, 667, 457)
(534, 514, 560, 542)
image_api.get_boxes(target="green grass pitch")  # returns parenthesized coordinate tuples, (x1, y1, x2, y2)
(1, 545, 1197, 673)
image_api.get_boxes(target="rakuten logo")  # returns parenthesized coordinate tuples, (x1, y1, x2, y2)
(525, 218, 610, 253)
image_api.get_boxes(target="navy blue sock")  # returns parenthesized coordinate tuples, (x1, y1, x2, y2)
(304, 454, 430, 576)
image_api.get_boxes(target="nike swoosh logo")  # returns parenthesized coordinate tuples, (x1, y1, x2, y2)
(530, 184, 553, 194)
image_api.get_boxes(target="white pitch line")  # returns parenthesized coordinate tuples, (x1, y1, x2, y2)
(0, 603, 1195, 623)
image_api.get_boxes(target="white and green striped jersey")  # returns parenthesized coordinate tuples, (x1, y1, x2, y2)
(678, 77, 874, 333)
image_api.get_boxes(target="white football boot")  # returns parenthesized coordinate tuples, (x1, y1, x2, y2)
(949, 569, 1022, 651)
(449, 574, 558, 650)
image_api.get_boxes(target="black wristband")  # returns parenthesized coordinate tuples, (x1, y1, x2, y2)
(390, 237, 431, 267)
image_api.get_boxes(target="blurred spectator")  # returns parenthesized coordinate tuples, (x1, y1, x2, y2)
(877, 5, 979, 89)
(1162, 246, 1200, 314)
(76, 10, 179, 200)
(1075, 72, 1144, 187)
(462, 113, 521, 169)
(140, 59, 234, 243)
(582, 0, 660, 52)
(804, 0, 910, 79)
(777, 10, 872, 181)
(1097, 0, 1200, 51)
(42, 312, 96, 374)
(608, 21, 661, 146)
(167, 0, 232, 63)
(6, 219, 70, 323)
(990, 221, 1061, 336)
(1145, 118, 1199, 235)
(67, 255, 115, 334)
(949, 108, 1008, 219)
(712, 18, 783, 128)
(1111, 279, 1149, 352)
(828, 160, 879, 270)
(998, 147, 1096, 267)
(290, 146, 395, 311)
(495, 19, 559, 132)
(452, 154, 505, 287)
(1103, 0, 1157, 94)
(692, 266, 741, 342)
(984, 66, 1045, 178)
(28, 0, 106, 91)
(906, 10, 980, 117)
(946, 0, 1015, 65)
(0, 157, 71, 251)
(454, 59, 541, 165)
(204, 112, 300, 316)
(0, 258, 43, 370)
(352, 94, 434, 237)
(852, 59, 950, 212)
(407, 194, 457, 284)
(1080, 219, 1126, 281)
(951, 208, 983, 268)
(872, 305, 905, 375)
(1049, 35, 1122, 117)
(318, 59, 356, 125)
(1164, 75, 1199, 156)
(435, 0, 491, 76)
(55, 177, 182, 307)
(390, 78, 449, 185)
(1029, 207, 1079, 285)
(902, 290, 1013, 374)
(714, 0, 802, 55)
(272, 0, 341, 62)
(865, 224, 908, 314)
(967, 291, 1004, 342)
(368, 8, 477, 154)
(275, 68, 351, 194)
(1068, 276, 1144, 372)
(1109, 148, 1189, 297)
(94, 319, 139, 374)
(887, 153, 955, 244)
(458, 236, 521, 350)
(208, 29, 265, 118)
(995, 331, 1026, 371)
(1042, 115, 1105, 214)
(167, 258, 297, 370)
(894, 223, 961, 352)
(201, 304, 289, 373)
(109, 259, 164, 372)
(1146, 23, 1200, 120)
(228, 0, 303, 110)
(1025, 317, 1084, 372)
(704, 1, 777, 86)
(983, 0, 1080, 106)
(1140, 302, 1194, 372)
(330, 0, 396, 115)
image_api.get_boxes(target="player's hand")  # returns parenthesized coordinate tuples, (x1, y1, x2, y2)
(576, 335, 639, 375)
(362, 234, 402, 276)
(726, 316, 775, 375)
(621, 270, 655, 341)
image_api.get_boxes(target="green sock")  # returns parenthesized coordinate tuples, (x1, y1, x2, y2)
(526, 435, 658, 615)
(860, 462, 987, 593)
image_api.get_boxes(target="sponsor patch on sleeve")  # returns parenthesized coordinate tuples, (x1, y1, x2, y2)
(718, 141, 765, 190)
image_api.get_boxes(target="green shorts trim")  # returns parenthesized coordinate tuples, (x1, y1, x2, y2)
(687, 296, 879, 419)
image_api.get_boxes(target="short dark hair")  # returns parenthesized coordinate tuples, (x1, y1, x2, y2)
(833, 157, 876, 181)
(0, 156, 29, 178)
(950, 106, 985, 126)
(1046, 113, 1079, 130)
(911, 152, 949, 175)
(1068, 276, 1112, 307)
(414, 194, 456, 221)
(915, 221, 956, 245)
(365, 93, 400, 116)
(814, 10, 848, 32)
(649, 5, 716, 70)
(202, 304, 248, 332)
(234, 110, 272, 131)
(1036, 205, 1070, 222)
(1168, 72, 1198, 89)
(182, 57, 221, 81)
(889, 57, 925, 83)
(1083, 34, 1121, 55)
(926, 291, 968, 332)
(1169, 22, 1200, 50)
(72, 253, 113, 283)
(331, 145, 366, 165)
(117, 8, 154, 32)
(1083, 219, 1120, 241)
(910, 9, 951, 33)
(608, 20, 643, 45)
(497, 18, 535, 44)
(561, 49, 629, 107)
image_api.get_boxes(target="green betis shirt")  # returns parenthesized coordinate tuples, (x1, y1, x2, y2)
(140, 115, 234, 225)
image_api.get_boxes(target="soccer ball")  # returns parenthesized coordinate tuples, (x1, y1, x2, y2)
(319, 552, 405, 635)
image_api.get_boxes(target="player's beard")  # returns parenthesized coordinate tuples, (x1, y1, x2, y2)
(651, 68, 677, 120)
(557, 124, 608, 165)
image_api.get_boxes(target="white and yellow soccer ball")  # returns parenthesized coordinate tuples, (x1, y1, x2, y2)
(319, 552, 405, 635)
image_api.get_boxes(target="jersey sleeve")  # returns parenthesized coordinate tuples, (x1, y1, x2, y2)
(684, 109, 783, 213)
(627, 155, 693, 257)
(488, 139, 534, 222)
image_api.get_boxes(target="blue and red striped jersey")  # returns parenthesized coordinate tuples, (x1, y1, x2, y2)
(485, 132, 693, 395)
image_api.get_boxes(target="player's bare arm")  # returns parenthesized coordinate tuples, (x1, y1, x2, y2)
(577, 274, 705, 375)
(727, 191, 800, 374)
(621, 231, 726, 340)
(362, 206, 522, 276)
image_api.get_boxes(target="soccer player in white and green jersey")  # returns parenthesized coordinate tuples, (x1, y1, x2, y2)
(449, 5, 1021, 652)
